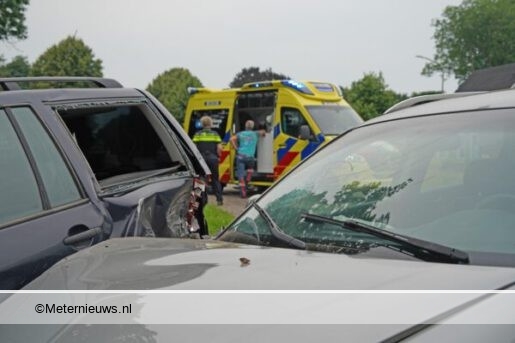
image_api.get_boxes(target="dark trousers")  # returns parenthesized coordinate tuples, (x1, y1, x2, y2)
(205, 155, 223, 203)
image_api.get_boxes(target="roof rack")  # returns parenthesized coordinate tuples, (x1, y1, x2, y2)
(383, 92, 483, 114)
(0, 77, 123, 91)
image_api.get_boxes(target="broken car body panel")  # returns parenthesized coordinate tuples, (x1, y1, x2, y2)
(102, 176, 197, 238)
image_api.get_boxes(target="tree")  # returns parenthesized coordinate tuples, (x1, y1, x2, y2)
(30, 36, 103, 77)
(0, 0, 30, 73)
(0, 0, 29, 42)
(423, 0, 515, 82)
(146, 67, 203, 123)
(229, 66, 290, 88)
(342, 72, 404, 120)
(0, 55, 30, 76)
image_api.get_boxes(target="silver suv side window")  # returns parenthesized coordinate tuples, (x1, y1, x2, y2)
(0, 110, 43, 225)
(12, 107, 81, 207)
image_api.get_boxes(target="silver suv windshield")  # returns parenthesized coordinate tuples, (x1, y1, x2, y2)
(306, 105, 362, 135)
(219, 109, 515, 266)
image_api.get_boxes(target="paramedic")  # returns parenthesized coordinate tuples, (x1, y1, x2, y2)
(230, 120, 265, 198)
(193, 116, 224, 205)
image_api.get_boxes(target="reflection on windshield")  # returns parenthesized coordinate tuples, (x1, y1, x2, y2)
(266, 179, 412, 232)
(221, 109, 515, 264)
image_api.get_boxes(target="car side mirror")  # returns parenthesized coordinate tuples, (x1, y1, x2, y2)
(299, 125, 312, 140)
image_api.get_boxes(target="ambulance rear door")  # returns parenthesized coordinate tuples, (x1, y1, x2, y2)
(233, 90, 277, 185)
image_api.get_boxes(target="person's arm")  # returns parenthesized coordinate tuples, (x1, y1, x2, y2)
(230, 134, 238, 151)
(217, 143, 222, 157)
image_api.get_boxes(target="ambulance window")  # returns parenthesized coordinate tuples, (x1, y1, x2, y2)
(281, 107, 309, 137)
(189, 109, 229, 140)
(306, 105, 362, 135)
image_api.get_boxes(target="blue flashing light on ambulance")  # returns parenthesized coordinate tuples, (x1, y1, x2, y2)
(183, 80, 362, 189)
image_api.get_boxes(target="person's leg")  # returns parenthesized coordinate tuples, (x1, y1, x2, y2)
(209, 158, 223, 205)
(236, 155, 247, 198)
(205, 157, 217, 190)
(244, 157, 256, 191)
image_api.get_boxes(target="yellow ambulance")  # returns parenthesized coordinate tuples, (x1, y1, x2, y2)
(183, 80, 362, 189)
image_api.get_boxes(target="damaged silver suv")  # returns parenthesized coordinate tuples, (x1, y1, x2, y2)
(0, 77, 210, 289)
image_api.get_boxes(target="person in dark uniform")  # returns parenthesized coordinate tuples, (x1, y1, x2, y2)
(193, 116, 224, 205)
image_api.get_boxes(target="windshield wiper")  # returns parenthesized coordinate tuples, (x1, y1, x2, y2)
(251, 202, 306, 250)
(301, 213, 469, 264)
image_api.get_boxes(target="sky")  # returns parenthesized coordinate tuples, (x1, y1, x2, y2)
(2, 0, 463, 94)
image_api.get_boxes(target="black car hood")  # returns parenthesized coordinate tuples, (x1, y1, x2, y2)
(25, 237, 515, 290)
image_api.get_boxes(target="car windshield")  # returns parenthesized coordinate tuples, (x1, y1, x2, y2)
(219, 109, 515, 266)
(306, 105, 362, 135)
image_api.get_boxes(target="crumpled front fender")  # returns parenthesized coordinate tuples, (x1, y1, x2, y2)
(102, 176, 198, 238)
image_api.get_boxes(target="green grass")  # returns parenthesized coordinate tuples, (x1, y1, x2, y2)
(204, 204, 235, 236)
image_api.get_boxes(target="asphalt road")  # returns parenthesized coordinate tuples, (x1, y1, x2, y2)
(207, 185, 249, 217)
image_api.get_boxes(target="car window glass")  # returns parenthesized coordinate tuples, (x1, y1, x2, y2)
(12, 107, 81, 207)
(281, 107, 308, 137)
(420, 131, 503, 192)
(306, 105, 362, 135)
(58, 105, 180, 186)
(0, 110, 43, 225)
